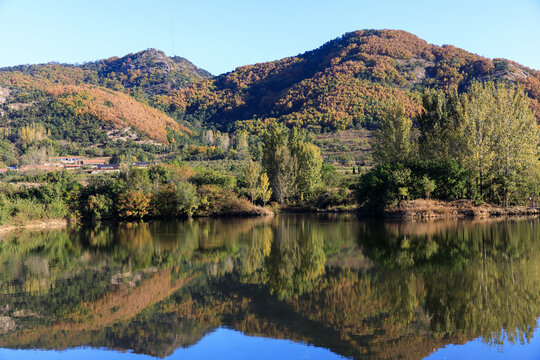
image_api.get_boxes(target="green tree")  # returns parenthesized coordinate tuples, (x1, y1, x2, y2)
(177, 181, 198, 216)
(86, 194, 113, 222)
(273, 145, 297, 204)
(458, 82, 539, 203)
(417, 89, 461, 160)
(152, 183, 178, 217)
(262, 123, 323, 204)
(235, 131, 250, 160)
(244, 160, 262, 204)
(371, 105, 414, 165)
(490, 83, 539, 205)
(418, 175, 436, 200)
(457, 82, 498, 198)
(418, 82, 539, 205)
(296, 142, 323, 201)
(262, 123, 289, 192)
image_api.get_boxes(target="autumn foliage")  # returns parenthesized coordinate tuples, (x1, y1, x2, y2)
(1, 29, 539, 139)
(157, 30, 540, 132)
(117, 190, 152, 220)
(46, 85, 191, 142)
(0, 72, 191, 142)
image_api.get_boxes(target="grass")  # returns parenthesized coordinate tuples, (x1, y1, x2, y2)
(313, 129, 372, 168)
(0, 197, 68, 226)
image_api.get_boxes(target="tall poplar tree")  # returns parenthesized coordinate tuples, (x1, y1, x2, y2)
(371, 105, 414, 165)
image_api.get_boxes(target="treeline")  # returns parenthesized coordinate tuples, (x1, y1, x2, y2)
(0, 127, 355, 225)
(356, 82, 540, 211)
(74, 125, 350, 222)
(3, 30, 540, 175)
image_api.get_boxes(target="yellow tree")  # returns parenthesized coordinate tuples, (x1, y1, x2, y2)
(244, 160, 261, 204)
(259, 172, 272, 206)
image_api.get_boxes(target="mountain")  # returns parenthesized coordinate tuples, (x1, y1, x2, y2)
(156, 29, 540, 132)
(0, 49, 209, 145)
(81, 48, 212, 96)
(0, 30, 539, 151)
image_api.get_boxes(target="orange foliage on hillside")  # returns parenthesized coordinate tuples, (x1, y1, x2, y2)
(0, 68, 191, 142)
(0, 65, 94, 87)
(0, 72, 50, 89)
(56, 270, 195, 331)
(45, 84, 191, 142)
(518, 73, 540, 121)
(156, 29, 540, 131)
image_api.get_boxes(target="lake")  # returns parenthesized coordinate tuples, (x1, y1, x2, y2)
(0, 215, 539, 359)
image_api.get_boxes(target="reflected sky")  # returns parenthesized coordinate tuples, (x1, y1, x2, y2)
(0, 328, 348, 360)
(426, 324, 540, 360)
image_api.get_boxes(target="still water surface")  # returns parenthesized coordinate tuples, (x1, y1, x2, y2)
(0, 215, 539, 359)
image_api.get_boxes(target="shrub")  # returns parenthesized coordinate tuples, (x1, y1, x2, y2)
(176, 182, 199, 216)
(86, 194, 114, 222)
(0, 194, 9, 225)
(152, 183, 178, 217)
(46, 198, 68, 219)
(191, 168, 236, 189)
(117, 190, 152, 220)
(197, 184, 246, 215)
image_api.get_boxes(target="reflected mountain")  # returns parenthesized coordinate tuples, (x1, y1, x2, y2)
(0, 215, 539, 359)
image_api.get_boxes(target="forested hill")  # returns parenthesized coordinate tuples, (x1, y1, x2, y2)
(1, 29, 539, 148)
(1, 48, 211, 97)
(157, 29, 540, 132)
(80, 49, 212, 96)
(0, 49, 209, 144)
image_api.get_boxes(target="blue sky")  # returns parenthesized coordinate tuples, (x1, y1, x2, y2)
(0, 0, 539, 75)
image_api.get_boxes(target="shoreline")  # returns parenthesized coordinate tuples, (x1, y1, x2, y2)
(0, 219, 68, 236)
(384, 199, 540, 220)
(281, 200, 540, 220)
(0, 200, 538, 236)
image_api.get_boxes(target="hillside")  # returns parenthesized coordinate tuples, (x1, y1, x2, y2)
(0, 29, 539, 160)
(156, 29, 540, 132)
(0, 72, 190, 144)
(0, 49, 207, 148)
(81, 49, 212, 96)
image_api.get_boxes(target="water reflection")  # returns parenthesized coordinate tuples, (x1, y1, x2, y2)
(0, 215, 538, 359)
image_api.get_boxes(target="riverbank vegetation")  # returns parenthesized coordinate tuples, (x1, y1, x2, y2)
(0, 81, 538, 226)
(356, 82, 540, 213)
(0, 125, 349, 225)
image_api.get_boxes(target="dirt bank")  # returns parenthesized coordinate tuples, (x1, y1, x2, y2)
(0, 219, 68, 236)
(385, 199, 540, 220)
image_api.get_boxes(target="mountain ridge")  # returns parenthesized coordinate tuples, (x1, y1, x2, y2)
(0, 29, 539, 152)
(156, 29, 540, 132)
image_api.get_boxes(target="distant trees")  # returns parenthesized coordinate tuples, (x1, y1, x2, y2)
(234, 131, 250, 160)
(18, 123, 50, 148)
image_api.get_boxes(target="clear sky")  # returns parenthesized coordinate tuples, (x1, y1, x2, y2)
(0, 0, 539, 75)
